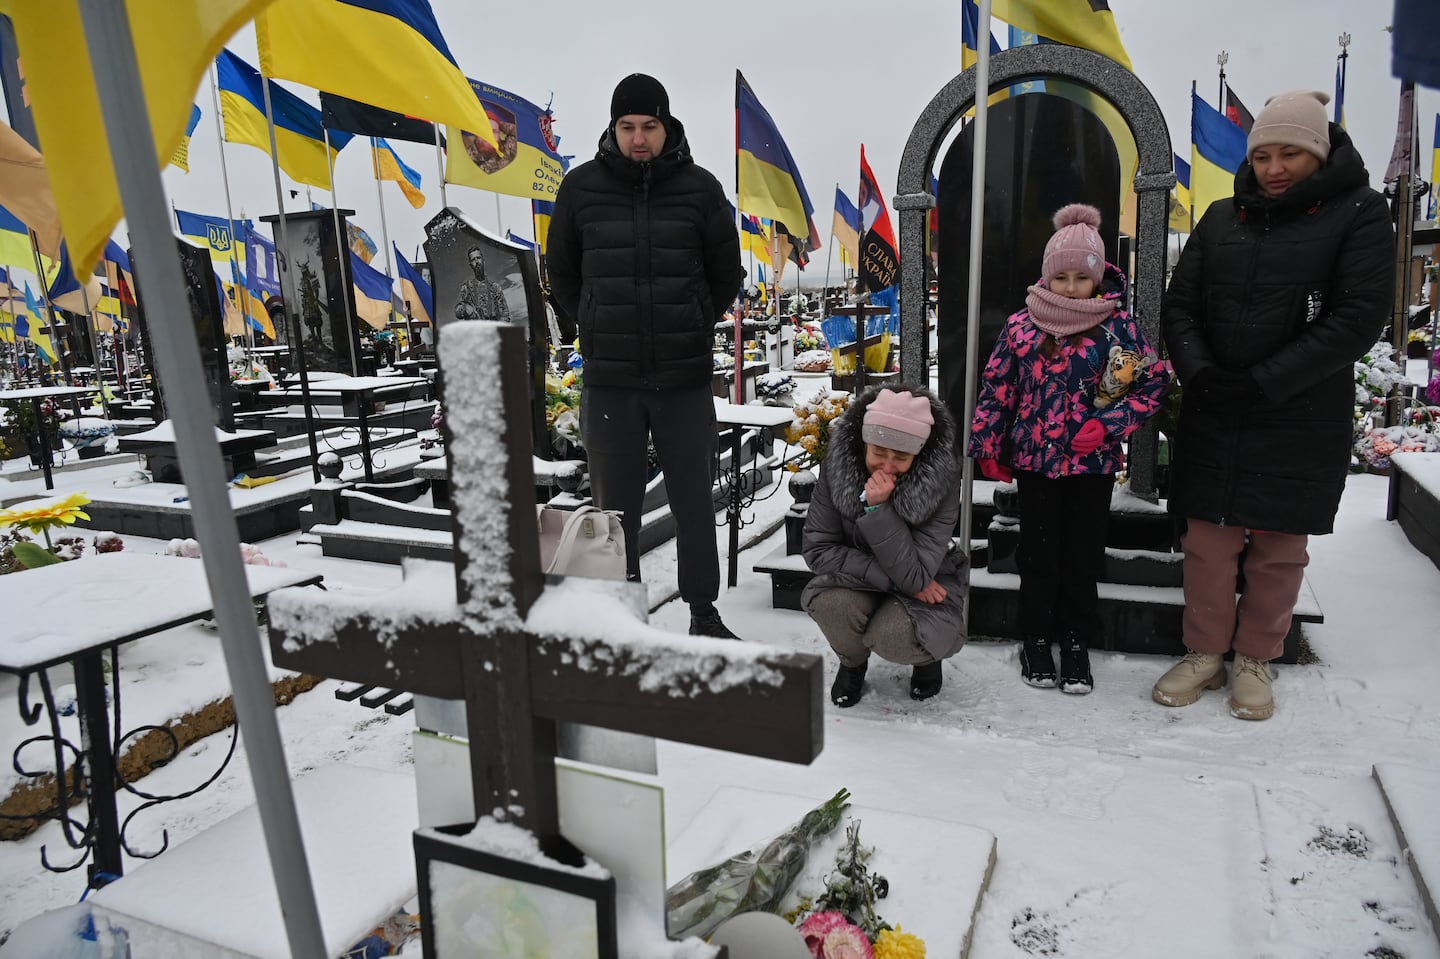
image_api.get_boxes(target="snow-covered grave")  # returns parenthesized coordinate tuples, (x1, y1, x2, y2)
(1373, 763, 1440, 948)
(259, 322, 874, 955)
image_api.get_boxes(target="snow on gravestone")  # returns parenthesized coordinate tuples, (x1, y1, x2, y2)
(265, 322, 826, 955)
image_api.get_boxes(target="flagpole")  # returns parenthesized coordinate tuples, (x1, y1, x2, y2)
(1216, 50, 1228, 115)
(208, 63, 256, 357)
(1336, 33, 1350, 126)
(821, 183, 836, 312)
(321, 126, 358, 376)
(959, 0, 994, 634)
(434, 124, 449, 209)
(261, 69, 323, 482)
(370, 137, 400, 346)
(732, 74, 745, 405)
(28, 233, 82, 417)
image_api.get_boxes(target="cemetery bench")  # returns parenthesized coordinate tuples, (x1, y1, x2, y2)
(1388, 452, 1440, 573)
(0, 385, 102, 489)
(0, 553, 322, 889)
(117, 423, 278, 484)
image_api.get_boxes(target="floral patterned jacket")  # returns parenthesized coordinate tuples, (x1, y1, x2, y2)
(967, 267, 1172, 478)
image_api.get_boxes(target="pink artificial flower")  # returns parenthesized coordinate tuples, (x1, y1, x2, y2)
(798, 912, 852, 958)
(821, 924, 876, 959)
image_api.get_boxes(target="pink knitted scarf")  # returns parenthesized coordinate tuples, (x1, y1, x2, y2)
(1025, 284, 1117, 337)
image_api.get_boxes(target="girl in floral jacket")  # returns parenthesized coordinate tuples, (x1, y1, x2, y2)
(967, 204, 1170, 694)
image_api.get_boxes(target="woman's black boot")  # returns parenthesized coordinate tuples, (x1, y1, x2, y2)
(910, 661, 943, 701)
(830, 662, 868, 707)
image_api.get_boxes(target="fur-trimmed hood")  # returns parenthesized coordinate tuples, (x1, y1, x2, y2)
(821, 384, 961, 526)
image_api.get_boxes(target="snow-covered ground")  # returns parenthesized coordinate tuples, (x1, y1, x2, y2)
(1, 447, 1439, 957)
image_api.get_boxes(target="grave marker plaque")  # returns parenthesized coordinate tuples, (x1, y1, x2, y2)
(260, 208, 362, 376)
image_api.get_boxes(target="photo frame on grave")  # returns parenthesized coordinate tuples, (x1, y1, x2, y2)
(425, 207, 551, 456)
(415, 823, 618, 959)
(260, 208, 362, 376)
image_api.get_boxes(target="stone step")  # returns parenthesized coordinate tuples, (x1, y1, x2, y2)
(983, 521, 1183, 587)
(752, 544, 1321, 664)
(1372, 762, 1440, 952)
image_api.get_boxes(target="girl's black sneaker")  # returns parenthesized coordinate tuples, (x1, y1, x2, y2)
(1020, 636, 1058, 688)
(1058, 631, 1093, 695)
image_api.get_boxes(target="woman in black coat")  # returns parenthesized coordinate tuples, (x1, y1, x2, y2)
(802, 385, 968, 707)
(1154, 90, 1393, 721)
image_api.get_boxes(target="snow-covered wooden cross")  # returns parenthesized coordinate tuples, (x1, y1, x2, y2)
(266, 322, 824, 849)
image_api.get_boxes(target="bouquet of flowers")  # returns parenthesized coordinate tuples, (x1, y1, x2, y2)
(785, 389, 852, 469)
(546, 368, 584, 454)
(1353, 340, 1410, 437)
(757, 371, 797, 406)
(795, 323, 827, 354)
(788, 821, 927, 958)
(665, 788, 851, 941)
(1354, 423, 1440, 470)
(0, 493, 103, 571)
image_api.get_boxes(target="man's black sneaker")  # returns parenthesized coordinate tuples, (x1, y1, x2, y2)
(689, 607, 739, 639)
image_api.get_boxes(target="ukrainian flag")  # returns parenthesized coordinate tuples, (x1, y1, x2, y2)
(372, 138, 425, 209)
(962, 0, 1001, 70)
(1171, 153, 1192, 232)
(532, 200, 554, 257)
(170, 104, 203, 173)
(22, 281, 57, 366)
(1190, 91, 1248, 221)
(175, 208, 250, 268)
(256, 0, 497, 153)
(728, 204, 772, 263)
(0, 204, 36, 270)
(349, 249, 395, 330)
(394, 243, 433, 325)
(217, 50, 353, 190)
(992, 0, 1132, 71)
(832, 188, 862, 270)
(736, 71, 816, 244)
(46, 242, 103, 315)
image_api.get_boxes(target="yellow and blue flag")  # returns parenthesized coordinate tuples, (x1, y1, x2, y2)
(243, 224, 280, 298)
(372, 137, 425, 208)
(741, 212, 773, 264)
(46, 242, 102, 314)
(991, 0, 1132, 71)
(349, 222, 378, 263)
(3, 0, 282, 283)
(394, 243, 433, 325)
(444, 79, 568, 200)
(0, 118, 62, 260)
(1190, 91, 1248, 221)
(962, 0, 1001, 70)
(736, 71, 816, 244)
(175, 208, 249, 267)
(0, 203, 36, 269)
(256, 0, 497, 153)
(217, 49, 353, 190)
(22, 281, 57, 365)
(170, 104, 203, 173)
(832, 188, 862, 271)
(532, 200, 554, 257)
(1333, 59, 1346, 128)
(1171, 153, 1192, 231)
(349, 249, 395, 330)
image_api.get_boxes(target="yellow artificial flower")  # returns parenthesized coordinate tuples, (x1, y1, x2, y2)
(801, 435, 819, 453)
(874, 925, 927, 959)
(0, 492, 92, 533)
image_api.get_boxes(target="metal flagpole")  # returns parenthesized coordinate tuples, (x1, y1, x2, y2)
(207, 63, 255, 357)
(434, 123, 449, 209)
(76, 4, 326, 955)
(821, 182, 836, 310)
(262, 67, 322, 481)
(494, 192, 504, 236)
(370, 137, 400, 341)
(1217, 50, 1228, 116)
(959, 0, 995, 633)
(321, 126, 357, 375)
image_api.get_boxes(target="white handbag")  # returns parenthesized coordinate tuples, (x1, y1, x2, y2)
(536, 505, 627, 580)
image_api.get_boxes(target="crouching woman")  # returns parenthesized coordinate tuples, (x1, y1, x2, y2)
(802, 385, 968, 707)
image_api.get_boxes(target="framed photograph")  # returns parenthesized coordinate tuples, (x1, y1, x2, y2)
(415, 823, 618, 959)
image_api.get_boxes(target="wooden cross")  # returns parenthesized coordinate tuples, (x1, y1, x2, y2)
(266, 323, 824, 849)
(829, 303, 892, 393)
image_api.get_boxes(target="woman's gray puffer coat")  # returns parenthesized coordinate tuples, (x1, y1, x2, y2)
(801, 385, 969, 661)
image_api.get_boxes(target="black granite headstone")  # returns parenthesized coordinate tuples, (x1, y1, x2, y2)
(424, 208, 550, 457)
(260, 208, 362, 376)
(935, 92, 1121, 430)
(129, 239, 234, 430)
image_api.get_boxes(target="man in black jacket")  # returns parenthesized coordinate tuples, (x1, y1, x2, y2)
(547, 73, 744, 638)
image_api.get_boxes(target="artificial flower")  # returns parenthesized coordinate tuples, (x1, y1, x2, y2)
(821, 924, 875, 959)
(873, 925, 926, 959)
(798, 911, 854, 957)
(0, 492, 92, 539)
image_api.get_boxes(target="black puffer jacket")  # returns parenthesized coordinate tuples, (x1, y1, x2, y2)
(546, 117, 743, 389)
(1164, 123, 1393, 535)
(801, 386, 969, 661)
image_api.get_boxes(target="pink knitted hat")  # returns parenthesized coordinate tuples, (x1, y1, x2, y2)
(862, 388, 933, 455)
(1041, 204, 1105, 286)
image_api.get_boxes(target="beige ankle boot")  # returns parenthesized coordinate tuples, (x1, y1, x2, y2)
(1152, 650, 1226, 707)
(1229, 655, 1274, 720)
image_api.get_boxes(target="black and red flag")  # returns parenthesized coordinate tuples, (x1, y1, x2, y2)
(1223, 83, 1254, 134)
(857, 145, 899, 293)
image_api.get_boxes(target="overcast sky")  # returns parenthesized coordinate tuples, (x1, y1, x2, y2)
(146, 0, 1431, 287)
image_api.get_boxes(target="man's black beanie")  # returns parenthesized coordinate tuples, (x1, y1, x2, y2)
(610, 73, 670, 125)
